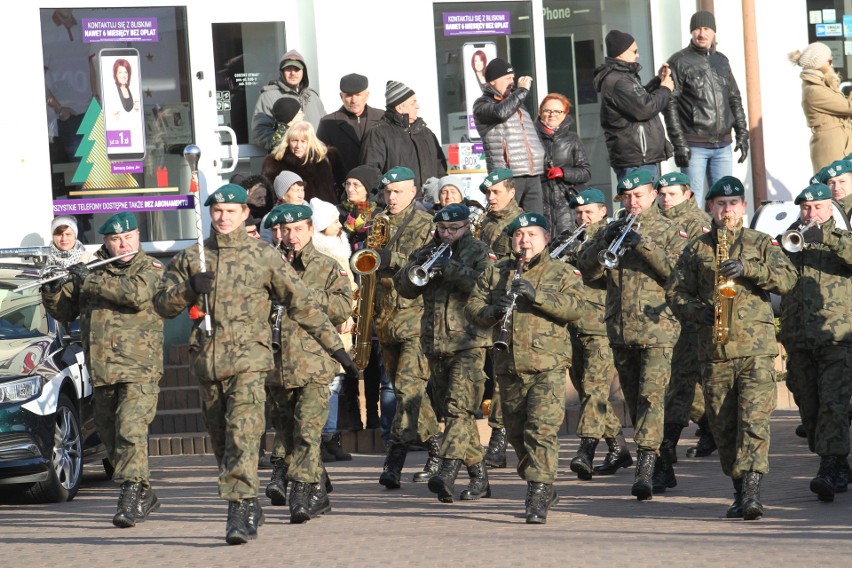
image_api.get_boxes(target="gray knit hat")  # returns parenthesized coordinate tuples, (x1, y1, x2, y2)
(273, 170, 304, 199)
(386, 80, 415, 109)
(790, 42, 833, 70)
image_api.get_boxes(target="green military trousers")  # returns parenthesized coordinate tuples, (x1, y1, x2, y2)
(381, 336, 439, 447)
(570, 334, 622, 439)
(612, 346, 672, 451)
(664, 331, 706, 427)
(266, 382, 329, 483)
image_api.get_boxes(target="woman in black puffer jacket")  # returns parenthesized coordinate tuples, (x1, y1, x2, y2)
(535, 93, 592, 236)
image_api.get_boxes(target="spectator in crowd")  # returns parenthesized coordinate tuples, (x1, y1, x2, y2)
(47, 215, 94, 268)
(267, 96, 304, 152)
(421, 175, 485, 218)
(233, 174, 276, 221)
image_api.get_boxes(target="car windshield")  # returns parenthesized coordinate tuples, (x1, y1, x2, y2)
(0, 271, 50, 340)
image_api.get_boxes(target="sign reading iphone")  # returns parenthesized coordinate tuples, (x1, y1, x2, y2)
(99, 48, 145, 161)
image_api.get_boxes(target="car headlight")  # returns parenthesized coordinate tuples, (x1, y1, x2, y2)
(0, 376, 44, 403)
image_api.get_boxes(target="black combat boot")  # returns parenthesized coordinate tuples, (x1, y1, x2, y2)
(631, 451, 656, 501)
(741, 471, 764, 520)
(460, 460, 491, 500)
(810, 455, 838, 502)
(726, 477, 744, 518)
(265, 459, 288, 505)
(427, 458, 462, 503)
(413, 433, 443, 482)
(225, 499, 251, 545)
(593, 433, 633, 475)
(322, 466, 334, 494)
(322, 432, 352, 461)
(320, 439, 336, 462)
(246, 497, 264, 537)
(525, 482, 559, 524)
(687, 417, 717, 457)
(379, 443, 408, 489)
(135, 485, 160, 523)
(309, 482, 331, 517)
(484, 427, 507, 468)
(569, 437, 598, 480)
(835, 456, 850, 493)
(289, 481, 313, 524)
(652, 425, 680, 494)
(795, 424, 807, 438)
(112, 480, 142, 528)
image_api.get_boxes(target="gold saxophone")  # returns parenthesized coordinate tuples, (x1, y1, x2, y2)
(349, 207, 390, 369)
(713, 217, 738, 344)
(471, 204, 492, 239)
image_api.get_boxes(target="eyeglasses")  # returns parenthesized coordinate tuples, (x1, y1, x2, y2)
(436, 222, 469, 233)
(542, 109, 565, 116)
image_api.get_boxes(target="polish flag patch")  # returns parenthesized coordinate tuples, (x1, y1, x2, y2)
(488, 252, 497, 260)
(573, 269, 582, 276)
(152, 260, 163, 269)
(771, 239, 779, 246)
(339, 269, 349, 277)
(678, 230, 688, 238)
(702, 227, 711, 234)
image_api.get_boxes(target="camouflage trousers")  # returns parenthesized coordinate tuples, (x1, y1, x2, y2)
(702, 356, 777, 478)
(198, 372, 266, 501)
(612, 346, 672, 451)
(786, 346, 852, 457)
(498, 367, 566, 484)
(381, 337, 439, 446)
(569, 334, 622, 439)
(93, 382, 159, 487)
(266, 383, 329, 483)
(486, 350, 504, 429)
(664, 331, 706, 427)
(429, 349, 486, 466)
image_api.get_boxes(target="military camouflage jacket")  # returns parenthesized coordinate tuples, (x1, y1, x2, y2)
(153, 225, 343, 381)
(840, 194, 852, 218)
(466, 251, 584, 374)
(271, 241, 354, 387)
(394, 231, 493, 357)
(41, 248, 164, 386)
(376, 202, 434, 341)
(562, 219, 607, 337)
(478, 199, 523, 261)
(666, 222, 797, 361)
(578, 205, 686, 347)
(779, 217, 852, 350)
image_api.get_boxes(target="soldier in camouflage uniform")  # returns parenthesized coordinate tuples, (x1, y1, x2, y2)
(371, 167, 441, 489)
(667, 176, 797, 520)
(154, 184, 356, 544)
(654, 172, 716, 493)
(42, 212, 163, 529)
(467, 212, 585, 524)
(394, 203, 494, 503)
(779, 183, 852, 502)
(261, 204, 353, 523)
(554, 189, 632, 480)
(578, 169, 687, 501)
(824, 158, 852, 217)
(476, 168, 525, 468)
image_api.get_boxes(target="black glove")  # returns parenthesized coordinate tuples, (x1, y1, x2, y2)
(674, 146, 691, 168)
(332, 348, 360, 378)
(430, 249, 452, 272)
(701, 306, 716, 326)
(510, 279, 536, 303)
(719, 259, 744, 279)
(411, 246, 433, 264)
(67, 262, 90, 282)
(735, 139, 749, 164)
(189, 271, 215, 295)
(620, 230, 641, 250)
(604, 220, 626, 244)
(377, 248, 392, 269)
(802, 224, 824, 244)
(494, 293, 515, 313)
(41, 276, 66, 294)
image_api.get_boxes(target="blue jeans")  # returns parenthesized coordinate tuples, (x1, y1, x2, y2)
(322, 375, 344, 435)
(682, 145, 733, 204)
(379, 366, 395, 446)
(613, 163, 659, 183)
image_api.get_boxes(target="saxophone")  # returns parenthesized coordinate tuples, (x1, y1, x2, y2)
(471, 204, 492, 239)
(713, 217, 738, 345)
(349, 207, 390, 369)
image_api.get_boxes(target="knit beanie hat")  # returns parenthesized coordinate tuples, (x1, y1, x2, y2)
(272, 96, 302, 124)
(309, 198, 341, 232)
(605, 30, 635, 58)
(273, 170, 304, 199)
(484, 58, 514, 82)
(345, 164, 382, 195)
(690, 10, 716, 32)
(51, 215, 78, 236)
(789, 42, 833, 70)
(385, 80, 415, 109)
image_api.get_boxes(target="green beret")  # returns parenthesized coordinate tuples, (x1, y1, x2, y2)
(616, 170, 655, 195)
(820, 159, 852, 182)
(433, 203, 470, 222)
(379, 166, 415, 188)
(570, 188, 606, 208)
(654, 171, 691, 190)
(505, 212, 550, 236)
(810, 166, 828, 185)
(479, 168, 513, 193)
(794, 183, 832, 205)
(705, 176, 745, 200)
(204, 183, 248, 206)
(264, 204, 312, 228)
(98, 212, 138, 235)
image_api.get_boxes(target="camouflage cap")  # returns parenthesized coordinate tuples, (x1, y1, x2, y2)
(98, 212, 138, 235)
(433, 203, 470, 222)
(264, 203, 313, 228)
(505, 212, 550, 235)
(705, 175, 745, 200)
(654, 171, 691, 190)
(204, 183, 248, 206)
(794, 183, 832, 205)
(616, 169, 655, 195)
(479, 168, 514, 193)
(570, 188, 606, 208)
(379, 166, 415, 188)
(819, 159, 852, 182)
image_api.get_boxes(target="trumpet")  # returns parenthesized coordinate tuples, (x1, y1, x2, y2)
(598, 213, 640, 269)
(781, 219, 819, 253)
(550, 223, 588, 260)
(277, 241, 295, 263)
(14, 250, 138, 293)
(494, 255, 525, 350)
(408, 242, 452, 286)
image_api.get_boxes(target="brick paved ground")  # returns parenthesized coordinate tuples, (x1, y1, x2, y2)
(1, 410, 850, 567)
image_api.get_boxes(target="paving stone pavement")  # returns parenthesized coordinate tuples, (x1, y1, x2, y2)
(1, 410, 850, 567)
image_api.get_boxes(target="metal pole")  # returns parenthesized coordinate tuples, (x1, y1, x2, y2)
(742, 0, 767, 203)
(183, 144, 212, 336)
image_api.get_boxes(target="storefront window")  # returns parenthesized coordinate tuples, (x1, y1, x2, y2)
(42, 7, 195, 245)
(804, 1, 852, 94)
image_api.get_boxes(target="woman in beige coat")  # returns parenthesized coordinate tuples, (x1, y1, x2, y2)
(790, 42, 852, 172)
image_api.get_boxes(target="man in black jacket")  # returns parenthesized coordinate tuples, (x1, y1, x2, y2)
(664, 11, 749, 203)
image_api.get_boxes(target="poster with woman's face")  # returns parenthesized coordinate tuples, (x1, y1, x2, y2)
(99, 47, 145, 161)
(462, 41, 497, 141)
